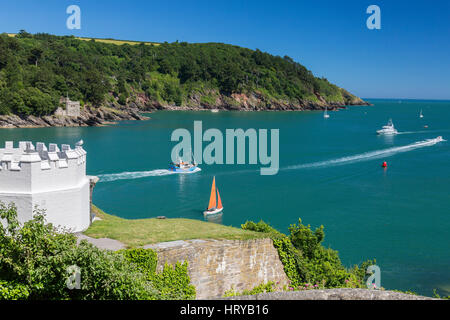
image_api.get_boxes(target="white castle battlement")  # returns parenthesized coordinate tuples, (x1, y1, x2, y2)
(0, 140, 93, 232)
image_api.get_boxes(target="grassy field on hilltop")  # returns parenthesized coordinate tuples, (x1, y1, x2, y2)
(8, 33, 160, 46)
(75, 37, 160, 46)
(84, 206, 266, 247)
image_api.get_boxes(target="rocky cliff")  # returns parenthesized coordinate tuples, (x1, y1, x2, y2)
(131, 88, 370, 112)
(0, 89, 369, 128)
(0, 106, 148, 128)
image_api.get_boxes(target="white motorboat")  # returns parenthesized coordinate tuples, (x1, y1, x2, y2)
(377, 119, 398, 135)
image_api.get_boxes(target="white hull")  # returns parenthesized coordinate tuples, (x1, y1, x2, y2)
(203, 207, 223, 215)
(377, 119, 398, 135)
(377, 129, 398, 135)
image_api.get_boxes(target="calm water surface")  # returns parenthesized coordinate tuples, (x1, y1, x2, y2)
(1, 99, 449, 296)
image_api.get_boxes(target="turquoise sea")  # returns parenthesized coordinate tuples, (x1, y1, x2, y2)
(1, 99, 449, 296)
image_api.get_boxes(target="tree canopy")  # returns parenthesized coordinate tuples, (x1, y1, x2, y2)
(0, 32, 356, 116)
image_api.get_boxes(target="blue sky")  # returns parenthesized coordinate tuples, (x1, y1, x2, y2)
(1, 0, 449, 99)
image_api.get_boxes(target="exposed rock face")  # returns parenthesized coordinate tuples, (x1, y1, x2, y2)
(0, 106, 149, 128)
(0, 89, 369, 128)
(139, 90, 370, 112)
(144, 238, 290, 299)
(219, 288, 436, 300)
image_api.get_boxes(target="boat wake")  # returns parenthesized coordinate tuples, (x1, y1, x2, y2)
(98, 167, 201, 182)
(284, 137, 445, 170)
(397, 130, 433, 135)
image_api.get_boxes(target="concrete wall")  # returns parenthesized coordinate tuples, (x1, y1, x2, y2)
(145, 238, 289, 299)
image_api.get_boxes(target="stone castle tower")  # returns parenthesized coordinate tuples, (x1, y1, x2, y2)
(0, 141, 96, 232)
(55, 97, 81, 117)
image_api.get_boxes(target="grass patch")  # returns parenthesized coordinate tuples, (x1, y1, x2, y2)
(7, 33, 160, 46)
(85, 206, 267, 247)
(76, 37, 160, 46)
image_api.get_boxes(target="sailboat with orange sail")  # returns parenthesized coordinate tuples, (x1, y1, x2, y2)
(203, 176, 223, 215)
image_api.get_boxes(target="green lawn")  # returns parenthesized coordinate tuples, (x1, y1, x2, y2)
(84, 206, 266, 247)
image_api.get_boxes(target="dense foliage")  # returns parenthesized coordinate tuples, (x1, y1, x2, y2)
(241, 219, 375, 289)
(0, 202, 195, 300)
(120, 248, 196, 300)
(0, 30, 356, 116)
(224, 281, 276, 297)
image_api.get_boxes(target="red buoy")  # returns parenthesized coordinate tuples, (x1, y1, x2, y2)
(382, 161, 387, 168)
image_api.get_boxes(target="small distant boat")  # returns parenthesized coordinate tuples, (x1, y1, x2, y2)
(323, 107, 330, 118)
(419, 109, 424, 118)
(377, 119, 398, 135)
(169, 157, 199, 173)
(203, 176, 223, 216)
(424, 125, 429, 128)
(211, 109, 219, 113)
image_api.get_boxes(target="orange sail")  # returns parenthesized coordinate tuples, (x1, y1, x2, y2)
(207, 177, 217, 209)
(216, 188, 223, 209)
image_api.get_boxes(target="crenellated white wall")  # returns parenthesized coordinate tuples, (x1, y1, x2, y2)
(0, 141, 91, 232)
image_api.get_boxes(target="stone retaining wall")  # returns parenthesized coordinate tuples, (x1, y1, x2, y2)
(145, 238, 289, 299)
(218, 288, 435, 300)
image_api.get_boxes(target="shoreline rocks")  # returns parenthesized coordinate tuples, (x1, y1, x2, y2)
(0, 92, 371, 128)
(141, 90, 371, 112)
(0, 106, 150, 129)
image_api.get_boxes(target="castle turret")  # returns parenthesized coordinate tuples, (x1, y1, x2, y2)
(0, 141, 94, 232)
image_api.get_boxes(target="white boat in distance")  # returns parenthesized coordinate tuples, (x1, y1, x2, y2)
(323, 107, 330, 118)
(377, 119, 398, 135)
(419, 109, 424, 118)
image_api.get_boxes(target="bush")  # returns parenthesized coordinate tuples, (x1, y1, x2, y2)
(119, 248, 158, 277)
(151, 262, 196, 300)
(242, 219, 374, 289)
(0, 281, 30, 300)
(121, 248, 196, 300)
(0, 202, 156, 300)
(224, 281, 276, 297)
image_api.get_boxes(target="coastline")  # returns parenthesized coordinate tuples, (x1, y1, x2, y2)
(141, 90, 371, 112)
(0, 106, 149, 129)
(0, 90, 371, 129)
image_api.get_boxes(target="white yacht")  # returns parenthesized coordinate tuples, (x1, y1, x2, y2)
(377, 119, 398, 135)
(323, 107, 330, 118)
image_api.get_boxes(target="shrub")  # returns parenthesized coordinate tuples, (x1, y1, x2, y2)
(224, 281, 276, 297)
(242, 219, 373, 289)
(0, 202, 155, 300)
(120, 248, 196, 300)
(151, 262, 196, 300)
(119, 248, 158, 277)
(0, 281, 30, 300)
